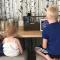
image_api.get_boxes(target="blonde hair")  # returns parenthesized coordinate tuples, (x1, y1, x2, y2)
(5, 23, 17, 37)
(47, 4, 58, 19)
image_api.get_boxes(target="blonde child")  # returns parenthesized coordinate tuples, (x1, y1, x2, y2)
(3, 23, 23, 57)
(35, 5, 60, 60)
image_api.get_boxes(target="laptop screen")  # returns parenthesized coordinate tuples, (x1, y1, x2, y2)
(40, 19, 49, 31)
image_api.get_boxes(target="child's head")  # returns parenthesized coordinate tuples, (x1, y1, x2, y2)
(46, 4, 58, 21)
(5, 23, 17, 37)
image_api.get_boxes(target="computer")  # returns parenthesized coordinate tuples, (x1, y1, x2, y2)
(40, 19, 49, 31)
(23, 16, 40, 31)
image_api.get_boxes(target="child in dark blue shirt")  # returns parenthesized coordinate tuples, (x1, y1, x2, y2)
(35, 5, 60, 60)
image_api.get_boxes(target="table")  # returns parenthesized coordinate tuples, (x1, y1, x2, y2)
(17, 26, 42, 38)
(17, 26, 42, 60)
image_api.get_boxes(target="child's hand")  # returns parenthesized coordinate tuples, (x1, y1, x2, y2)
(20, 49, 23, 54)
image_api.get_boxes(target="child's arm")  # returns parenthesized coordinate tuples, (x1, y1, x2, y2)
(16, 39, 23, 54)
(42, 38, 48, 49)
(2, 38, 6, 44)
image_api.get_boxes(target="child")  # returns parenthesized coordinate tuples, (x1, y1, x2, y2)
(35, 5, 60, 60)
(3, 23, 23, 57)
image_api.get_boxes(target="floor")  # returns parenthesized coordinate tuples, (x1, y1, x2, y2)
(0, 51, 26, 60)
(0, 54, 45, 60)
(1, 51, 60, 60)
(1, 54, 60, 60)
(0, 51, 44, 60)
(0, 55, 24, 60)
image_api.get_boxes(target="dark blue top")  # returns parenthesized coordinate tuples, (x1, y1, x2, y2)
(42, 22, 60, 55)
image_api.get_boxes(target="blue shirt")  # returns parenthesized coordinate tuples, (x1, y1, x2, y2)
(42, 22, 60, 55)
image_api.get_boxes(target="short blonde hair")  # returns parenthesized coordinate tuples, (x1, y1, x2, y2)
(5, 23, 17, 37)
(46, 5, 58, 19)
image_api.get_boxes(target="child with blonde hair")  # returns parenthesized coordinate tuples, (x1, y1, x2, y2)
(3, 23, 23, 57)
(35, 5, 60, 60)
